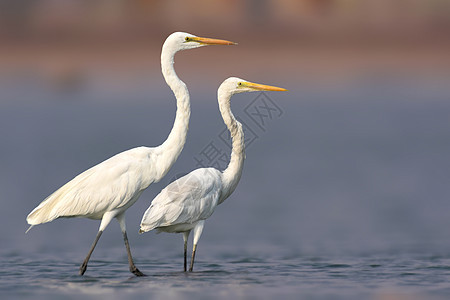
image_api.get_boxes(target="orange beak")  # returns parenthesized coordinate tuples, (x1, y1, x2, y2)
(190, 36, 237, 46)
(243, 82, 288, 92)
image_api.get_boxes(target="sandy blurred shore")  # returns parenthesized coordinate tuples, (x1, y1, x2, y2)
(1, 37, 449, 92)
(1, 0, 449, 92)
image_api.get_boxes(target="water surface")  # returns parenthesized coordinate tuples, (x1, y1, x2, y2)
(1, 77, 450, 299)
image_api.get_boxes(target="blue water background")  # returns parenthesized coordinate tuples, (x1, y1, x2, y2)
(1, 76, 450, 299)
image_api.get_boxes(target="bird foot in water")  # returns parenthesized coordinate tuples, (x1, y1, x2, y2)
(79, 263, 87, 276)
(131, 267, 146, 277)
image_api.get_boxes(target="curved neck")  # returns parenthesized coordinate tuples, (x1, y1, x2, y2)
(219, 91, 245, 203)
(156, 44, 191, 179)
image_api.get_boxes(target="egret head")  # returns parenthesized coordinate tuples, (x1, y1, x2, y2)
(164, 32, 236, 53)
(219, 77, 287, 96)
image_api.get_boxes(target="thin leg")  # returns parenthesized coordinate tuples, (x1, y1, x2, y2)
(189, 244, 197, 272)
(79, 212, 115, 275)
(184, 241, 187, 272)
(189, 221, 205, 272)
(122, 231, 145, 276)
(183, 231, 190, 272)
(117, 213, 145, 276)
(79, 230, 103, 276)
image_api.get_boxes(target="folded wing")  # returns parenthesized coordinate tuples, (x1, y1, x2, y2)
(140, 168, 222, 232)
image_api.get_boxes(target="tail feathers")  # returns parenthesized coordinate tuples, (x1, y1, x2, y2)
(27, 208, 56, 226)
(25, 225, 34, 234)
(26, 202, 59, 227)
(139, 225, 149, 234)
(139, 223, 155, 234)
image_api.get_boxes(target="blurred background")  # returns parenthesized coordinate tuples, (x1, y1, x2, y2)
(1, 0, 450, 261)
(1, 0, 449, 92)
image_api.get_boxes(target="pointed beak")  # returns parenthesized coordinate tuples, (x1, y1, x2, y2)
(243, 82, 288, 92)
(191, 36, 237, 46)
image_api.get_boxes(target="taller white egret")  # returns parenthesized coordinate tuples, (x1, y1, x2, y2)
(139, 77, 286, 272)
(26, 32, 236, 276)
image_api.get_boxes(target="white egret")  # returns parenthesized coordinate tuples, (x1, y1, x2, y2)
(26, 32, 236, 276)
(139, 77, 287, 272)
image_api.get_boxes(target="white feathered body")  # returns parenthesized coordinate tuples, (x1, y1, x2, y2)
(26, 32, 203, 230)
(139, 78, 284, 273)
(27, 146, 166, 225)
(140, 168, 223, 233)
(139, 78, 248, 236)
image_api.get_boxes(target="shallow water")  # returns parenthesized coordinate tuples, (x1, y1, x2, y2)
(3, 248, 450, 299)
(1, 77, 450, 299)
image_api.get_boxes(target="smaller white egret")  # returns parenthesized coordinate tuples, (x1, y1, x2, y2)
(139, 77, 287, 272)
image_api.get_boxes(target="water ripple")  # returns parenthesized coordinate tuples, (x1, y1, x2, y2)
(2, 251, 450, 299)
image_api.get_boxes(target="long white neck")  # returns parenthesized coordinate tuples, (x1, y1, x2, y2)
(155, 43, 190, 180)
(219, 91, 245, 203)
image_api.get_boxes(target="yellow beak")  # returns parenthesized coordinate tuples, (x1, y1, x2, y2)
(243, 82, 288, 92)
(190, 36, 237, 45)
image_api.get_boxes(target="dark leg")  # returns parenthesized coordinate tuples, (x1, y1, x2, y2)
(189, 221, 204, 272)
(184, 239, 188, 272)
(80, 230, 103, 275)
(117, 212, 144, 276)
(189, 244, 197, 272)
(183, 231, 190, 272)
(122, 231, 145, 276)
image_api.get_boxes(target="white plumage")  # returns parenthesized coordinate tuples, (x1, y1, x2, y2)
(27, 147, 155, 223)
(140, 168, 222, 233)
(25, 32, 236, 276)
(139, 77, 287, 272)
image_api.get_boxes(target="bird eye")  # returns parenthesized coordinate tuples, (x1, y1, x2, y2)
(185, 37, 190, 41)
(238, 82, 242, 86)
